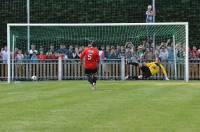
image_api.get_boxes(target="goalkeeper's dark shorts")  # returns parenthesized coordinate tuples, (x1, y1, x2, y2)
(141, 66, 152, 78)
(85, 68, 98, 75)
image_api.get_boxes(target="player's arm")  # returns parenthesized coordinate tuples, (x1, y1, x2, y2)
(146, 10, 155, 16)
(159, 64, 169, 80)
(80, 49, 86, 62)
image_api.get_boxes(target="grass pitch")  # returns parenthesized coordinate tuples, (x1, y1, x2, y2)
(0, 81, 200, 132)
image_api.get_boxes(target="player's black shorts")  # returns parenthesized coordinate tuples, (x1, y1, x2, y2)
(85, 68, 98, 75)
(141, 66, 152, 78)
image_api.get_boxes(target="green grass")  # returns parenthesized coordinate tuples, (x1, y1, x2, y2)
(0, 81, 200, 132)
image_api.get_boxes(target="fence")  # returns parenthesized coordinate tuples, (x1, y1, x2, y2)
(0, 59, 200, 81)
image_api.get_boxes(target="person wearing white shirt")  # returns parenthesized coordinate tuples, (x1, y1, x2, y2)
(159, 47, 168, 62)
(29, 45, 38, 57)
(146, 5, 155, 23)
(1, 46, 8, 64)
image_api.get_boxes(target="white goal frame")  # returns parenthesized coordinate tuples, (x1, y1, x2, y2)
(7, 22, 189, 83)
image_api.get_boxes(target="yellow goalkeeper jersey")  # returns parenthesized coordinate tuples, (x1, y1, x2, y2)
(145, 62, 167, 77)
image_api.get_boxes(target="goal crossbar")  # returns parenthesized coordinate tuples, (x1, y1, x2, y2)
(7, 22, 188, 27)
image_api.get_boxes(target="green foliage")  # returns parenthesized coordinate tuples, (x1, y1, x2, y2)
(0, 0, 199, 46)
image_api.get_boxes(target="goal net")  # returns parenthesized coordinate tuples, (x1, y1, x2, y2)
(7, 23, 189, 82)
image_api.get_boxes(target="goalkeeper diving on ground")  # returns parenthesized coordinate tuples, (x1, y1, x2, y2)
(126, 57, 169, 80)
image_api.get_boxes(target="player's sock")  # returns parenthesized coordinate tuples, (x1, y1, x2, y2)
(138, 75, 143, 79)
(87, 75, 93, 84)
(92, 76, 97, 84)
(90, 75, 97, 90)
(92, 82, 96, 90)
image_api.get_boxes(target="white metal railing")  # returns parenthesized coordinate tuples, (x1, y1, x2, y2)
(0, 58, 200, 81)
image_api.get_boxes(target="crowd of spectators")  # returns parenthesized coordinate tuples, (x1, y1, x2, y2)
(0, 39, 199, 64)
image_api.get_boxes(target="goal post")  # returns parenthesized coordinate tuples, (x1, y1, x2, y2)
(7, 22, 189, 83)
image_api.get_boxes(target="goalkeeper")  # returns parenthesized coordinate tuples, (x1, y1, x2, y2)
(128, 57, 169, 80)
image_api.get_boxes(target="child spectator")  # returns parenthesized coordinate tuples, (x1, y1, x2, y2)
(31, 52, 38, 63)
(38, 51, 46, 62)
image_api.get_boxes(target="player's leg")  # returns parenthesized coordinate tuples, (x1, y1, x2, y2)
(91, 69, 98, 90)
(85, 69, 93, 84)
(87, 74, 93, 84)
(85, 68, 98, 90)
(129, 64, 151, 80)
(138, 65, 152, 79)
(90, 74, 97, 90)
(92, 74, 97, 84)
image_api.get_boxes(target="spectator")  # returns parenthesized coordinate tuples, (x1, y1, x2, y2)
(125, 47, 134, 78)
(176, 44, 185, 61)
(67, 45, 73, 59)
(198, 49, 200, 58)
(81, 45, 85, 51)
(104, 46, 111, 79)
(146, 5, 155, 23)
(144, 48, 154, 61)
(15, 50, 24, 78)
(146, 37, 153, 48)
(99, 47, 105, 61)
(64, 54, 68, 60)
(38, 51, 46, 62)
(142, 40, 147, 48)
(23, 52, 30, 63)
(125, 47, 137, 62)
(154, 46, 160, 58)
(168, 46, 174, 62)
(191, 46, 199, 59)
(98, 47, 105, 79)
(31, 52, 38, 63)
(120, 46, 125, 57)
(58, 53, 65, 60)
(108, 46, 117, 60)
(14, 48, 19, 59)
(116, 45, 121, 58)
(78, 46, 84, 54)
(72, 47, 80, 59)
(1, 46, 8, 64)
(15, 50, 24, 63)
(48, 45, 55, 53)
(29, 45, 38, 58)
(104, 45, 110, 59)
(137, 44, 145, 62)
(159, 46, 168, 62)
(46, 51, 57, 60)
(57, 44, 67, 54)
(39, 46, 44, 53)
(107, 47, 118, 78)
